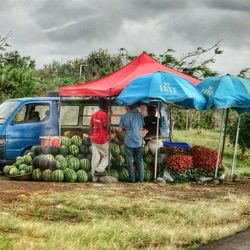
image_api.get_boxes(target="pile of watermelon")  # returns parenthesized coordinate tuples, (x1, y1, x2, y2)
(4, 134, 156, 182)
(109, 143, 155, 182)
(3, 154, 33, 176)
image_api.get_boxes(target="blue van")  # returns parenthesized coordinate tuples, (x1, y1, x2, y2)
(0, 96, 126, 166)
(0, 97, 59, 165)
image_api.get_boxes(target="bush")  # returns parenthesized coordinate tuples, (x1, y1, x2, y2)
(227, 113, 250, 154)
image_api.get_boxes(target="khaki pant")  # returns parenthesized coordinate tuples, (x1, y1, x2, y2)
(91, 142, 109, 182)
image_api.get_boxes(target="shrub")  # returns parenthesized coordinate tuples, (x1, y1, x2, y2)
(227, 113, 250, 154)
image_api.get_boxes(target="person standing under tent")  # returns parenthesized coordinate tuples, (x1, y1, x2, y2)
(89, 99, 111, 182)
(119, 104, 145, 183)
(143, 105, 159, 139)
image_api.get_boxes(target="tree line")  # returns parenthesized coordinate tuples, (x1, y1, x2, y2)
(1, 34, 250, 148)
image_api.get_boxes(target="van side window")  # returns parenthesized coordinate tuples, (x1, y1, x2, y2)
(111, 106, 126, 125)
(60, 105, 79, 125)
(12, 103, 50, 123)
(82, 106, 99, 126)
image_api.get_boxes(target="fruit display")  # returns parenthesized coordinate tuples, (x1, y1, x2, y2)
(4, 131, 221, 183)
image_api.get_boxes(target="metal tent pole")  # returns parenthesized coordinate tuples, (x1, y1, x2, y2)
(154, 100, 160, 181)
(215, 109, 226, 179)
(107, 91, 112, 175)
(231, 115, 241, 177)
(58, 97, 62, 136)
(221, 108, 230, 163)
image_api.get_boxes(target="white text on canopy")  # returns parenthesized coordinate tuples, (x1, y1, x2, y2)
(160, 82, 177, 95)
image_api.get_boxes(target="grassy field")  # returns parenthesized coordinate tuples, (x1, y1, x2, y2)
(0, 130, 249, 250)
(173, 129, 250, 176)
(0, 183, 250, 250)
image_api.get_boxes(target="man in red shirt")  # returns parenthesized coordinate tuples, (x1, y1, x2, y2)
(90, 99, 111, 182)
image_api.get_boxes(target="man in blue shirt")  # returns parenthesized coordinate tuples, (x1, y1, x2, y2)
(119, 104, 145, 182)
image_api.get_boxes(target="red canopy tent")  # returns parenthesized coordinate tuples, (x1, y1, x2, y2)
(59, 52, 200, 97)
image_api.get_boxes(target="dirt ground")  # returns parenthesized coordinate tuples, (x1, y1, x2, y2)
(0, 175, 250, 204)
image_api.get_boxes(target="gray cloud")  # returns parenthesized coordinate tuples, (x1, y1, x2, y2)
(0, 0, 249, 74)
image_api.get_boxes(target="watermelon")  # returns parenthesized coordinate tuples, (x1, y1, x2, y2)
(52, 169, 64, 182)
(27, 151, 35, 159)
(26, 166, 33, 173)
(3, 165, 12, 175)
(55, 156, 67, 169)
(87, 171, 92, 181)
(55, 155, 65, 161)
(31, 145, 42, 155)
(16, 156, 25, 165)
(19, 170, 26, 175)
(77, 169, 88, 182)
(110, 169, 119, 179)
(45, 154, 54, 161)
(144, 170, 153, 182)
(79, 145, 89, 156)
(48, 146, 58, 156)
(39, 157, 50, 171)
(32, 168, 42, 181)
(82, 138, 92, 147)
(48, 160, 57, 170)
(87, 154, 92, 161)
(58, 145, 69, 156)
(19, 164, 29, 171)
(111, 144, 120, 157)
(144, 154, 154, 165)
(32, 156, 41, 169)
(71, 135, 82, 146)
(50, 136, 61, 147)
(9, 167, 19, 176)
(69, 145, 79, 156)
(60, 136, 71, 147)
(116, 155, 125, 167)
(143, 145, 150, 155)
(88, 146, 92, 153)
(76, 154, 84, 160)
(119, 168, 129, 181)
(120, 145, 126, 156)
(64, 168, 77, 182)
(66, 155, 74, 162)
(143, 162, 149, 170)
(68, 157, 80, 171)
(42, 169, 52, 182)
(79, 158, 91, 172)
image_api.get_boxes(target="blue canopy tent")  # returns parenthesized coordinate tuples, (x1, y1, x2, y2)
(197, 74, 250, 178)
(117, 71, 206, 180)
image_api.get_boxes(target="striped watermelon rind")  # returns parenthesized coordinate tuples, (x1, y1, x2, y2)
(77, 170, 88, 182)
(68, 157, 80, 171)
(64, 168, 77, 182)
(32, 168, 42, 181)
(71, 135, 82, 146)
(52, 169, 64, 182)
(69, 145, 79, 156)
(79, 158, 91, 172)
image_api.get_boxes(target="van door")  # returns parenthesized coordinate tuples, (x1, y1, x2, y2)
(5, 101, 58, 160)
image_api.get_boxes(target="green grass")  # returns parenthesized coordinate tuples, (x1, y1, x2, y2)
(0, 184, 250, 250)
(173, 129, 250, 176)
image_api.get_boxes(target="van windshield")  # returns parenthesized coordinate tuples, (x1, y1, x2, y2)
(0, 101, 21, 124)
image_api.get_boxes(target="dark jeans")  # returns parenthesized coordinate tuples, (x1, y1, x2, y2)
(125, 145, 144, 182)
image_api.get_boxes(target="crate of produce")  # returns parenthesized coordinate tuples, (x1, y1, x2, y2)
(162, 141, 191, 151)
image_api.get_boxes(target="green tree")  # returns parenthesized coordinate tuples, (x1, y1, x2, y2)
(0, 51, 37, 102)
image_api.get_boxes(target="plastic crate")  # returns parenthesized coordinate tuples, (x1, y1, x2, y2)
(162, 141, 191, 151)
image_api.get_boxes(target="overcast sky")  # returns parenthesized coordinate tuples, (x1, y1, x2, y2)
(1, 0, 249, 75)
